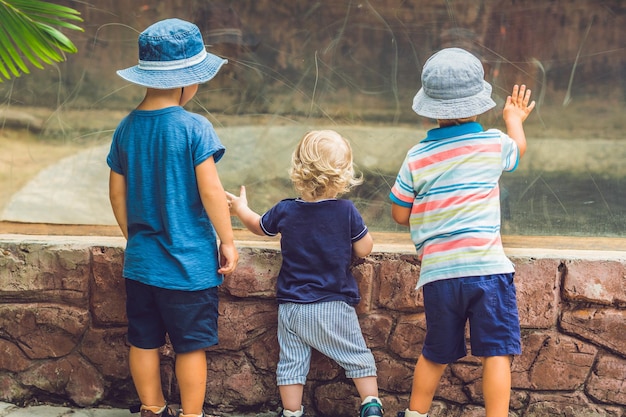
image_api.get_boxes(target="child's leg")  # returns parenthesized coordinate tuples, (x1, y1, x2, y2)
(468, 274, 519, 416)
(279, 384, 304, 415)
(129, 346, 166, 410)
(354, 376, 383, 417)
(176, 349, 207, 416)
(277, 303, 310, 416)
(353, 376, 378, 401)
(481, 355, 512, 417)
(298, 302, 382, 415)
(408, 354, 447, 414)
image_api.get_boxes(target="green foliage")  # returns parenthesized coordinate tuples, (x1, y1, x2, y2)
(0, 0, 83, 81)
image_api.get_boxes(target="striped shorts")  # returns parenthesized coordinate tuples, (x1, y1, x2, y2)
(276, 301, 377, 386)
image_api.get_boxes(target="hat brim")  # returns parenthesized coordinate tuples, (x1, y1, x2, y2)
(117, 52, 227, 89)
(412, 80, 496, 119)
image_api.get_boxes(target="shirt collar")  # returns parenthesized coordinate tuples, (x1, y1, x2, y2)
(422, 121, 484, 142)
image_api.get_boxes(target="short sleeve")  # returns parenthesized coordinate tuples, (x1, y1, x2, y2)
(389, 153, 415, 207)
(349, 202, 368, 242)
(190, 116, 225, 167)
(106, 128, 125, 175)
(260, 204, 281, 237)
(500, 132, 520, 172)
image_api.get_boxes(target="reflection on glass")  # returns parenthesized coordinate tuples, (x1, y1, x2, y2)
(0, 1, 624, 237)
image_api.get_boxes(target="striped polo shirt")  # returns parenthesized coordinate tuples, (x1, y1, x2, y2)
(390, 122, 518, 289)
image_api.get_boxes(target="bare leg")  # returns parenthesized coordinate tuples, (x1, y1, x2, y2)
(279, 384, 304, 413)
(408, 354, 447, 414)
(481, 355, 512, 417)
(129, 346, 166, 409)
(353, 376, 379, 401)
(176, 350, 207, 416)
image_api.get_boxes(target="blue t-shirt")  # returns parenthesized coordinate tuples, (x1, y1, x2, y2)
(260, 198, 369, 305)
(107, 106, 225, 291)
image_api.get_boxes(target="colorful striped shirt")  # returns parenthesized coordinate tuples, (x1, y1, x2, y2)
(389, 122, 518, 289)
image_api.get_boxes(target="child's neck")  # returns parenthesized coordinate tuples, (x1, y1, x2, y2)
(137, 88, 183, 110)
(300, 192, 338, 202)
(437, 116, 478, 127)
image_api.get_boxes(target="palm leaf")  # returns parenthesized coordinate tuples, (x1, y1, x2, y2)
(0, 0, 83, 82)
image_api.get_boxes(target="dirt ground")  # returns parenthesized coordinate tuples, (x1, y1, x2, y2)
(0, 130, 83, 211)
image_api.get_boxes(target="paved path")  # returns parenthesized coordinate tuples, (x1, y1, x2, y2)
(0, 402, 132, 417)
(0, 402, 267, 417)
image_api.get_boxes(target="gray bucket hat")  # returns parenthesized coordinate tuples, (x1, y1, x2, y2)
(412, 47, 496, 119)
(117, 18, 227, 89)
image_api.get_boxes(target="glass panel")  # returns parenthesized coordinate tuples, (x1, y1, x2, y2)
(1, 1, 624, 236)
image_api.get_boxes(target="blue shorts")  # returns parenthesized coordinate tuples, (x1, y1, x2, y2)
(421, 273, 521, 364)
(125, 279, 219, 354)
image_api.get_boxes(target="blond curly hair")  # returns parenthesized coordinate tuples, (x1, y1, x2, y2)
(289, 130, 363, 200)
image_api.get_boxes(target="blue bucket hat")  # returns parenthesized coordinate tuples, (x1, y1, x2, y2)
(412, 48, 495, 119)
(117, 18, 227, 89)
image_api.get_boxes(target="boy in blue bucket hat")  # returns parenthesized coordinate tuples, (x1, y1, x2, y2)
(390, 48, 535, 417)
(107, 18, 239, 417)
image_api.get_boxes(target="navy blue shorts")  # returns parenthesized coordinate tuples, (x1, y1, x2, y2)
(125, 279, 219, 354)
(421, 273, 521, 364)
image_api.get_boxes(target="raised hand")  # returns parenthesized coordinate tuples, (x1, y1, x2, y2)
(503, 84, 535, 124)
(225, 185, 249, 216)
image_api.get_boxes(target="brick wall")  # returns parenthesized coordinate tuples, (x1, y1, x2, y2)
(0, 235, 624, 416)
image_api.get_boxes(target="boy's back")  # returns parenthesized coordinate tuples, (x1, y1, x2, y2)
(260, 197, 367, 305)
(109, 107, 225, 290)
(391, 122, 519, 288)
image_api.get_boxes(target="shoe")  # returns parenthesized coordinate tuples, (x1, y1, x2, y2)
(360, 398, 383, 417)
(279, 406, 304, 417)
(396, 411, 427, 417)
(134, 405, 179, 417)
(139, 409, 178, 417)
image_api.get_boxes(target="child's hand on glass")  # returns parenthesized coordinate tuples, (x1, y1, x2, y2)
(503, 84, 535, 123)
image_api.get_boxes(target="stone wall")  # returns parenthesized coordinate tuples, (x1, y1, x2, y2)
(0, 235, 625, 417)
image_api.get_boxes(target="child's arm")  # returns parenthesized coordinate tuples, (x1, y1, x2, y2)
(225, 185, 265, 236)
(391, 202, 411, 227)
(109, 170, 128, 239)
(196, 156, 239, 275)
(353, 231, 374, 258)
(503, 84, 535, 158)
